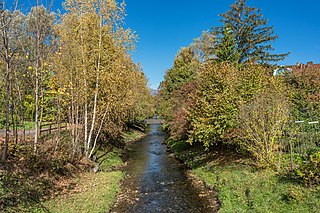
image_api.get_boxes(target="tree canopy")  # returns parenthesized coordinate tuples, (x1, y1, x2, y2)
(215, 0, 289, 64)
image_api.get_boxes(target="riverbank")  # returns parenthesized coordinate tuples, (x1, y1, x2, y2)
(166, 139, 320, 212)
(0, 128, 145, 212)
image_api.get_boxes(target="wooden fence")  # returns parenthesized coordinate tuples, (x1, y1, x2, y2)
(40, 122, 68, 136)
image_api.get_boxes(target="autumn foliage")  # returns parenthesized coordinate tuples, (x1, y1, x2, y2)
(0, 0, 154, 161)
(157, 0, 319, 174)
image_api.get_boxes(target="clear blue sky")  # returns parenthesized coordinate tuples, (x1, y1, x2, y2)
(18, 0, 320, 89)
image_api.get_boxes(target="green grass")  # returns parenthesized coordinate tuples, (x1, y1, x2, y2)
(33, 171, 124, 213)
(121, 129, 145, 143)
(0, 120, 34, 130)
(27, 129, 145, 212)
(26, 149, 125, 213)
(95, 149, 124, 172)
(192, 164, 320, 212)
(0, 121, 63, 131)
(21, 121, 36, 130)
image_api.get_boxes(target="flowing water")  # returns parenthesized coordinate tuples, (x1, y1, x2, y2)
(111, 124, 217, 213)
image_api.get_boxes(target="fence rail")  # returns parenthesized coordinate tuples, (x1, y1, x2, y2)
(281, 120, 320, 169)
(40, 122, 68, 136)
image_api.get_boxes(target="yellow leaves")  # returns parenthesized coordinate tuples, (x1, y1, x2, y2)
(28, 66, 33, 70)
(49, 0, 152, 141)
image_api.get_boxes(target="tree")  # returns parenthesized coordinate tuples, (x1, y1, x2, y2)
(157, 47, 199, 122)
(0, 8, 13, 160)
(192, 31, 217, 62)
(287, 66, 320, 120)
(26, 5, 56, 154)
(215, 0, 288, 64)
(0, 2, 23, 160)
(216, 26, 240, 63)
(187, 62, 239, 148)
(55, 0, 151, 159)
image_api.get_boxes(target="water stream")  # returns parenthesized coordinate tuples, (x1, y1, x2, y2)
(111, 124, 217, 213)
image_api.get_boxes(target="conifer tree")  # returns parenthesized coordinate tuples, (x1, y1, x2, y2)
(215, 0, 288, 64)
(216, 26, 240, 63)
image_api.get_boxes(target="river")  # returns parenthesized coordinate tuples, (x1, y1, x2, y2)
(111, 124, 217, 213)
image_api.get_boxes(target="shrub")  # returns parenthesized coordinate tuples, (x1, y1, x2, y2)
(238, 77, 290, 168)
(286, 66, 320, 120)
(295, 150, 320, 186)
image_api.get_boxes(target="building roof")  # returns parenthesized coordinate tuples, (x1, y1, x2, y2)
(288, 61, 320, 71)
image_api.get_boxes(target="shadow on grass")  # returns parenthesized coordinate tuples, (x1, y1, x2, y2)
(167, 139, 248, 169)
(276, 171, 303, 185)
(0, 152, 84, 212)
(0, 169, 52, 212)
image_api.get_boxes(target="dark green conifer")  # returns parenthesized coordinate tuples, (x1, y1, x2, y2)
(215, 0, 289, 64)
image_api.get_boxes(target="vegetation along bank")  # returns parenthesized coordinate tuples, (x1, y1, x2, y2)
(157, 0, 320, 212)
(0, 0, 153, 212)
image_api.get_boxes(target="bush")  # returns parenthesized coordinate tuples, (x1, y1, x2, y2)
(295, 150, 320, 186)
(286, 66, 320, 120)
(238, 76, 290, 169)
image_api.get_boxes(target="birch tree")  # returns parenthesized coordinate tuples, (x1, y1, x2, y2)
(26, 5, 55, 154)
(0, 1, 22, 160)
(57, 0, 138, 158)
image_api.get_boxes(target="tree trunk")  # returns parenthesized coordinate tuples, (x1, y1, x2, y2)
(89, 106, 108, 159)
(3, 62, 10, 160)
(86, 15, 103, 157)
(86, 77, 99, 156)
(34, 65, 39, 154)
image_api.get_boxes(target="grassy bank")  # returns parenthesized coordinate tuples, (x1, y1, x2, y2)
(33, 171, 124, 213)
(167, 139, 320, 212)
(0, 129, 145, 212)
(193, 165, 320, 212)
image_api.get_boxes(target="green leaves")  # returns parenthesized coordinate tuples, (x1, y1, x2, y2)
(187, 63, 239, 148)
(216, 26, 240, 63)
(295, 150, 320, 186)
(215, 0, 289, 64)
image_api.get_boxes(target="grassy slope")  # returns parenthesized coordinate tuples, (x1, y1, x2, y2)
(36, 171, 124, 213)
(34, 130, 145, 213)
(1, 129, 144, 213)
(193, 165, 320, 213)
(167, 139, 320, 212)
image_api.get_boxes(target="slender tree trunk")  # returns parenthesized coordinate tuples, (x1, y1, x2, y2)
(75, 104, 80, 157)
(15, 75, 25, 143)
(86, 15, 103, 157)
(86, 76, 99, 156)
(84, 101, 88, 154)
(10, 99, 16, 144)
(1, 12, 11, 160)
(22, 115, 26, 143)
(3, 62, 10, 160)
(33, 10, 41, 154)
(34, 35, 40, 154)
(79, 13, 88, 156)
(89, 106, 108, 159)
(34, 65, 39, 154)
(39, 87, 44, 130)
